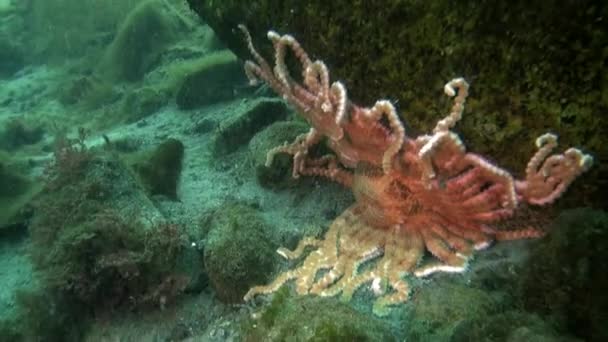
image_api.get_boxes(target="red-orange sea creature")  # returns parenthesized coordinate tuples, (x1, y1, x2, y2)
(239, 26, 593, 315)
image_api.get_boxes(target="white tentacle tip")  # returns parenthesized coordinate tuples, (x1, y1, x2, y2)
(267, 30, 280, 41)
(444, 84, 456, 97)
(535, 133, 558, 148)
(581, 154, 594, 169)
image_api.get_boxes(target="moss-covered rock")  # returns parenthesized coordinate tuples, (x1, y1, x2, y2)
(23, 134, 198, 336)
(241, 287, 396, 341)
(25, 0, 143, 62)
(211, 97, 290, 157)
(248, 120, 309, 188)
(30, 146, 188, 305)
(121, 86, 169, 123)
(96, 0, 180, 82)
(0, 152, 42, 230)
(203, 201, 277, 303)
(0, 118, 44, 151)
(406, 282, 499, 341)
(8, 289, 86, 341)
(449, 310, 568, 342)
(0, 37, 24, 77)
(57, 75, 119, 110)
(0, 317, 22, 342)
(186, 0, 606, 207)
(518, 207, 608, 341)
(175, 50, 246, 109)
(131, 138, 184, 200)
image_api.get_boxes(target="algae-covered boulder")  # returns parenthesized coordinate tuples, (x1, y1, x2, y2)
(97, 0, 180, 82)
(403, 280, 573, 340)
(30, 149, 185, 301)
(450, 310, 568, 342)
(131, 138, 184, 200)
(241, 287, 396, 341)
(175, 50, 246, 110)
(121, 86, 169, 122)
(0, 37, 24, 77)
(0, 152, 42, 230)
(27, 133, 196, 312)
(57, 75, 119, 110)
(519, 207, 608, 341)
(17, 133, 204, 338)
(203, 201, 277, 303)
(211, 97, 290, 157)
(0, 118, 44, 151)
(25, 0, 142, 62)
(406, 282, 499, 341)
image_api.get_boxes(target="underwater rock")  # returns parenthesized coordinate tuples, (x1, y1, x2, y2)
(0, 37, 24, 77)
(97, 0, 180, 82)
(175, 50, 246, 110)
(211, 97, 290, 157)
(132, 138, 185, 200)
(0, 153, 41, 230)
(121, 86, 168, 123)
(450, 310, 572, 342)
(190, 118, 217, 135)
(241, 287, 396, 341)
(7, 289, 86, 341)
(25, 0, 143, 62)
(248, 120, 309, 188)
(58, 75, 119, 109)
(519, 207, 608, 341)
(203, 201, 277, 303)
(199, 24, 225, 52)
(406, 282, 498, 341)
(0, 118, 44, 151)
(24, 146, 198, 340)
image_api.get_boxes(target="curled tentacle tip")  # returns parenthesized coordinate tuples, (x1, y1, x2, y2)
(581, 154, 594, 169)
(535, 133, 557, 147)
(444, 85, 456, 97)
(564, 147, 593, 171)
(238, 24, 251, 37)
(276, 248, 289, 259)
(444, 78, 468, 96)
(565, 148, 593, 170)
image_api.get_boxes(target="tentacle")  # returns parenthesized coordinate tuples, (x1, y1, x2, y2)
(277, 236, 322, 260)
(516, 133, 593, 205)
(458, 183, 506, 213)
(331, 82, 349, 126)
(318, 245, 384, 297)
(244, 270, 298, 301)
(429, 222, 472, 256)
(299, 155, 354, 187)
(433, 77, 469, 133)
(461, 154, 518, 210)
(470, 208, 514, 222)
(490, 227, 546, 241)
(418, 228, 468, 272)
(432, 216, 493, 250)
(362, 100, 405, 174)
(372, 269, 411, 317)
